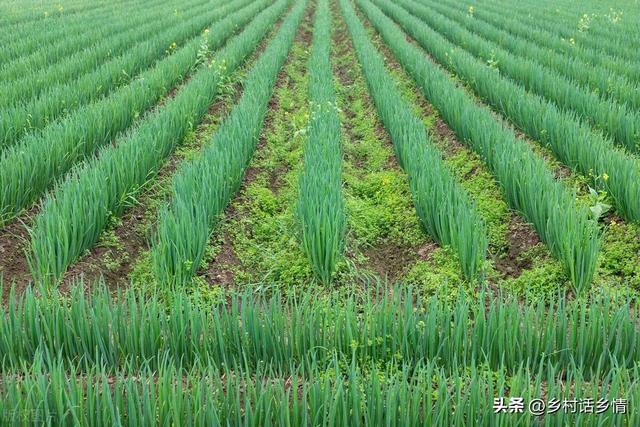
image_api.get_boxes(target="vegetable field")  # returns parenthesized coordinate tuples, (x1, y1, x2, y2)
(0, 0, 639, 424)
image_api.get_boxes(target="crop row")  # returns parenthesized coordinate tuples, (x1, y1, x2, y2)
(0, 0, 150, 64)
(0, 0, 251, 148)
(297, 0, 346, 283)
(432, 0, 640, 84)
(474, 0, 638, 62)
(499, 0, 637, 34)
(398, 0, 640, 154)
(356, 0, 600, 292)
(0, 0, 175, 86)
(0, 0, 125, 30)
(150, 0, 308, 286)
(1, 357, 636, 426)
(418, 0, 640, 116)
(339, 0, 486, 278)
(1, 283, 637, 374)
(28, 0, 289, 287)
(0, 0, 208, 109)
(0, 1, 146, 63)
(377, 0, 640, 223)
(0, 0, 268, 224)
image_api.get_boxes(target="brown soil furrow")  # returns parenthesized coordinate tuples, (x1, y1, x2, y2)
(0, 205, 39, 295)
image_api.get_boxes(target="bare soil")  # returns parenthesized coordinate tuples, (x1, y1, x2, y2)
(494, 216, 541, 278)
(0, 206, 38, 294)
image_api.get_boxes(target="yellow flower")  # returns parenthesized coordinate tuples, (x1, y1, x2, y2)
(204, 28, 209, 35)
(602, 173, 609, 181)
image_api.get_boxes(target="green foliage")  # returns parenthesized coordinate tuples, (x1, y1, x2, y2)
(345, 170, 422, 247)
(0, 0, 178, 88)
(0, 355, 638, 425)
(383, 0, 640, 223)
(330, 25, 435, 286)
(0, 0, 271, 225)
(0, 0, 254, 148)
(151, 0, 308, 286)
(0, 1, 145, 66)
(357, 0, 600, 293)
(458, 0, 639, 67)
(587, 186, 612, 221)
(418, 0, 640, 112)
(340, 0, 487, 279)
(128, 251, 158, 293)
(27, 0, 283, 286)
(502, 257, 569, 302)
(202, 33, 316, 291)
(444, 149, 510, 252)
(596, 221, 640, 290)
(2, 0, 640, 421)
(0, 282, 639, 374)
(404, 248, 469, 301)
(397, 0, 640, 152)
(360, 30, 511, 256)
(232, 179, 316, 289)
(440, 0, 640, 84)
(297, 0, 346, 284)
